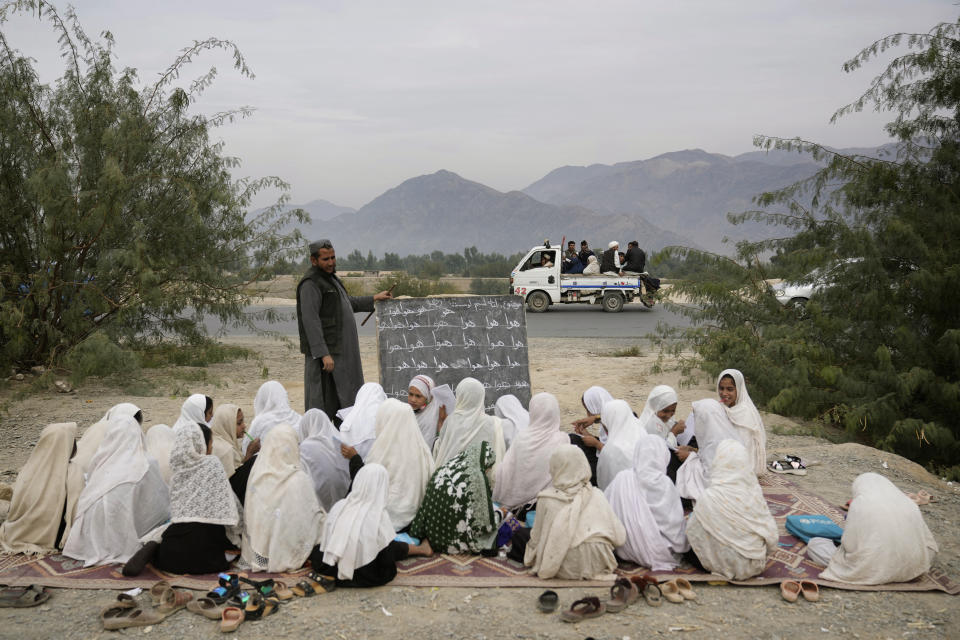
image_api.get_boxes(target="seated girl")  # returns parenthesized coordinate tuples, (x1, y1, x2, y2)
(209, 403, 256, 477)
(637, 385, 691, 481)
(407, 375, 443, 449)
(337, 382, 387, 460)
(0, 422, 81, 554)
(410, 441, 500, 554)
(63, 415, 170, 566)
(245, 381, 301, 455)
(432, 378, 504, 467)
(524, 445, 625, 579)
(582, 254, 600, 275)
(299, 409, 352, 511)
(153, 424, 240, 575)
(493, 394, 529, 450)
(685, 439, 777, 580)
(569, 386, 614, 485)
(675, 399, 743, 501)
(171, 393, 212, 430)
(310, 464, 433, 588)
(604, 434, 689, 570)
(596, 400, 644, 490)
(821, 473, 938, 585)
(493, 392, 569, 514)
(241, 424, 326, 572)
(71, 403, 142, 480)
(717, 369, 767, 475)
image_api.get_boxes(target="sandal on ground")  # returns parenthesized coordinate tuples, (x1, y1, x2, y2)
(799, 580, 820, 602)
(907, 490, 935, 506)
(0, 585, 50, 608)
(187, 597, 226, 620)
(270, 580, 294, 601)
(605, 577, 638, 613)
(220, 606, 244, 633)
(537, 590, 558, 613)
(770, 459, 807, 475)
(780, 580, 801, 602)
(148, 580, 171, 606)
(102, 607, 165, 630)
(674, 577, 696, 600)
(157, 586, 193, 617)
(244, 593, 280, 621)
(241, 576, 293, 602)
(100, 592, 138, 615)
(630, 574, 662, 607)
(560, 596, 605, 622)
(660, 580, 684, 604)
(207, 573, 241, 605)
(291, 573, 336, 597)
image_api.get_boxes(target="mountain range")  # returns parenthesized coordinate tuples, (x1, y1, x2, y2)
(272, 145, 885, 256)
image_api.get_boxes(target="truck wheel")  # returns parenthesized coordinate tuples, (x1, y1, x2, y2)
(602, 292, 624, 312)
(526, 291, 550, 313)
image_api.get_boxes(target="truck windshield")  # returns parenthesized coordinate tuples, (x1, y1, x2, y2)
(520, 250, 555, 271)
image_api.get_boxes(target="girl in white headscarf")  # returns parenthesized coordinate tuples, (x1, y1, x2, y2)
(246, 381, 301, 454)
(337, 382, 387, 459)
(0, 423, 81, 554)
(582, 254, 600, 275)
(241, 424, 325, 572)
(604, 434, 689, 570)
(72, 403, 142, 478)
(821, 473, 938, 585)
(675, 399, 743, 501)
(596, 400, 644, 490)
(311, 464, 434, 587)
(432, 377, 505, 468)
(685, 439, 778, 580)
(366, 399, 435, 531)
(493, 393, 570, 511)
(570, 386, 615, 486)
(717, 369, 767, 475)
(524, 445, 626, 579)
(154, 423, 241, 574)
(208, 403, 246, 477)
(638, 385, 682, 447)
(172, 394, 211, 430)
(299, 409, 352, 511)
(63, 415, 170, 567)
(494, 394, 529, 450)
(407, 375, 442, 449)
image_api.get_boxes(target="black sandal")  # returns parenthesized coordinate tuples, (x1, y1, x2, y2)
(240, 576, 276, 598)
(537, 590, 558, 613)
(206, 573, 240, 605)
(291, 573, 336, 597)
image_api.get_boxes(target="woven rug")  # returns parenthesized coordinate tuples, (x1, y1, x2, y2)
(1, 475, 957, 593)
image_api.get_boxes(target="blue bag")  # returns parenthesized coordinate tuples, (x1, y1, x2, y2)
(785, 514, 843, 543)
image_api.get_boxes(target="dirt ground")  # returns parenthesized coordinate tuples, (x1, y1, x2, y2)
(1, 336, 958, 639)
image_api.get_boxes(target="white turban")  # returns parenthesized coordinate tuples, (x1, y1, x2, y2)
(608, 241, 619, 249)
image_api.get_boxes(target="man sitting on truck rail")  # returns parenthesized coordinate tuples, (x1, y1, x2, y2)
(600, 241, 622, 275)
(578, 240, 594, 266)
(621, 241, 646, 275)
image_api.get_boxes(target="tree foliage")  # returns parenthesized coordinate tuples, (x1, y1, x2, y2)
(660, 18, 960, 477)
(0, 2, 304, 370)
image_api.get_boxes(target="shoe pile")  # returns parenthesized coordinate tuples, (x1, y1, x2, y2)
(552, 574, 697, 623)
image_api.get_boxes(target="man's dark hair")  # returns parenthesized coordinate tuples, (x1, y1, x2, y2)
(580, 240, 588, 246)
(567, 240, 575, 246)
(198, 423, 213, 449)
(628, 241, 639, 248)
(204, 395, 213, 415)
(309, 238, 334, 258)
(133, 410, 143, 425)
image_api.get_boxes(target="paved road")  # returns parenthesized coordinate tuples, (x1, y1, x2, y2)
(206, 301, 692, 339)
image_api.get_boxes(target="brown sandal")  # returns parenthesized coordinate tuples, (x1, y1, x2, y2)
(157, 586, 193, 617)
(220, 606, 244, 633)
(800, 580, 820, 602)
(102, 607, 165, 630)
(187, 597, 226, 620)
(660, 580, 684, 603)
(149, 580, 171, 606)
(781, 580, 801, 602)
(560, 596, 606, 622)
(605, 577, 639, 613)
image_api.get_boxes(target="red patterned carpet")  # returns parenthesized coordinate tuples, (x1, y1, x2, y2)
(1, 475, 957, 593)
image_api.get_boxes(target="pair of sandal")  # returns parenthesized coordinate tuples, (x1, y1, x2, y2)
(781, 579, 820, 603)
(291, 572, 336, 597)
(770, 457, 807, 475)
(101, 581, 193, 630)
(906, 490, 936, 506)
(546, 579, 639, 622)
(0, 584, 49, 608)
(659, 577, 696, 603)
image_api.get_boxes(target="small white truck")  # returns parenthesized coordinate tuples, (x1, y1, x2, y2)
(509, 242, 657, 312)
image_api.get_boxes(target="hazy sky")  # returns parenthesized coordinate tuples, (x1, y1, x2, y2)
(4, 1, 956, 208)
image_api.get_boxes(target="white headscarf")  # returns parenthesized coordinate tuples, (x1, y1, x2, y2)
(169, 423, 239, 526)
(821, 473, 938, 585)
(524, 445, 626, 579)
(583, 255, 600, 274)
(209, 403, 243, 476)
(691, 439, 778, 562)
(409, 375, 441, 449)
(242, 424, 325, 572)
(582, 386, 614, 444)
(320, 464, 396, 580)
(494, 393, 570, 510)
(433, 378, 505, 468)
(596, 400, 644, 490)
(717, 370, 767, 475)
(605, 434, 689, 570)
(338, 382, 387, 459)
(367, 399, 435, 530)
(73, 403, 141, 478)
(172, 394, 208, 431)
(63, 415, 169, 566)
(494, 394, 529, 450)
(691, 398, 742, 475)
(638, 385, 679, 447)
(0, 423, 80, 555)
(145, 424, 176, 485)
(246, 381, 301, 453)
(298, 410, 351, 512)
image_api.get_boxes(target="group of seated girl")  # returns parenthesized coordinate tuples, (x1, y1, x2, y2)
(0, 369, 938, 588)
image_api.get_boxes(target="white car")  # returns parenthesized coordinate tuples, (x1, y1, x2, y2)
(773, 259, 861, 307)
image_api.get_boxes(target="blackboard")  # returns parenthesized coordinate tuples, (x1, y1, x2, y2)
(375, 295, 531, 410)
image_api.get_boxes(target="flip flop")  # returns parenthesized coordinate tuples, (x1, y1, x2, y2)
(660, 580, 684, 604)
(102, 607, 165, 630)
(560, 596, 605, 622)
(799, 580, 820, 602)
(157, 585, 193, 617)
(0, 585, 50, 608)
(187, 597, 226, 620)
(220, 606, 244, 633)
(149, 580, 171, 606)
(780, 580, 801, 603)
(537, 590, 559, 613)
(674, 577, 696, 600)
(630, 574, 663, 607)
(605, 578, 638, 613)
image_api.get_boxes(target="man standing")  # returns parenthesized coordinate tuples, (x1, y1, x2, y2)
(600, 241, 622, 275)
(621, 240, 646, 274)
(297, 239, 392, 419)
